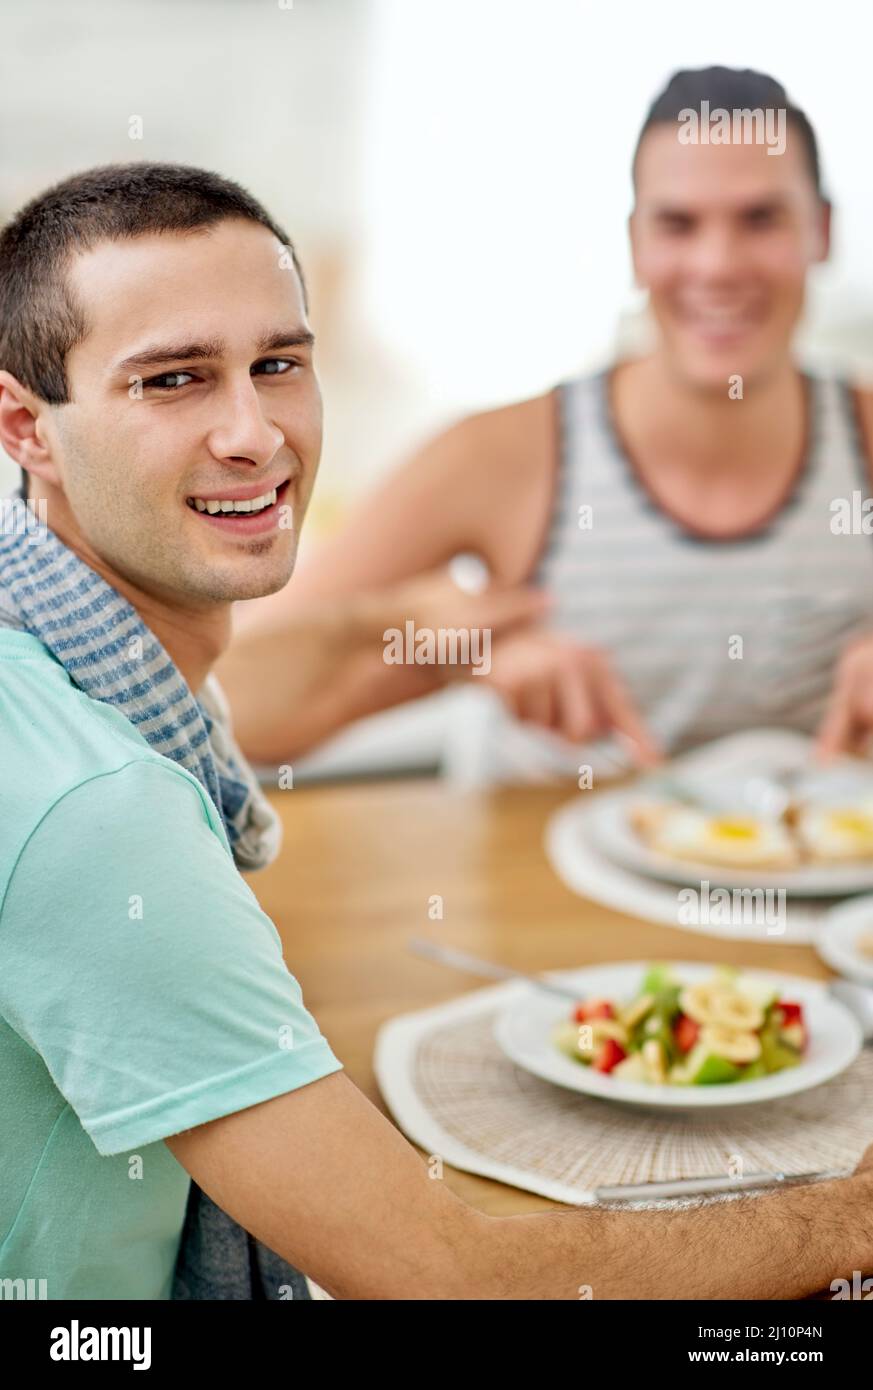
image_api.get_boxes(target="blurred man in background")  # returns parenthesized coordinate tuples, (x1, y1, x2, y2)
(219, 67, 873, 777)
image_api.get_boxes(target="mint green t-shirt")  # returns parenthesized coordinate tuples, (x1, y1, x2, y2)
(0, 630, 343, 1300)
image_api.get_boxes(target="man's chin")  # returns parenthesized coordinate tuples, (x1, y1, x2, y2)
(179, 552, 298, 605)
(219, 562, 297, 603)
(238, 566, 296, 600)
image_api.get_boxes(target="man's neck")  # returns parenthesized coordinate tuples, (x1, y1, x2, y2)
(118, 585, 231, 696)
(29, 486, 230, 693)
(614, 352, 805, 478)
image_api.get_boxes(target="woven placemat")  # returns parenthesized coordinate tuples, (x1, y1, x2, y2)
(375, 982, 873, 1206)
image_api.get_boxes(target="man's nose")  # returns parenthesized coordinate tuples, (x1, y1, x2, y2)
(207, 378, 285, 465)
(688, 226, 743, 281)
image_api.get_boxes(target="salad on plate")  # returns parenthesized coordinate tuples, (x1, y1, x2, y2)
(552, 964, 807, 1087)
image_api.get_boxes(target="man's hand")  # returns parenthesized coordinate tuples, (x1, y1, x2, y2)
(217, 568, 550, 764)
(817, 634, 873, 759)
(478, 630, 662, 766)
(374, 568, 551, 653)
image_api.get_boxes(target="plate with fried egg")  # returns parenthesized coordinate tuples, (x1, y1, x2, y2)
(588, 734, 873, 894)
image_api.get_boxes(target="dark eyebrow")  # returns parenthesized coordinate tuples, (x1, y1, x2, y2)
(649, 194, 791, 220)
(738, 196, 790, 214)
(650, 206, 696, 220)
(112, 328, 315, 374)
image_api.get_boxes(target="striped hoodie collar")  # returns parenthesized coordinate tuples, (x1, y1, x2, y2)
(0, 498, 280, 869)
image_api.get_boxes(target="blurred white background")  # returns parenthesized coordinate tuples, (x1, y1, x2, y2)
(2, 0, 871, 777)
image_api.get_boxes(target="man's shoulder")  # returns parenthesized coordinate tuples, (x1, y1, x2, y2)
(442, 389, 557, 460)
(419, 389, 561, 582)
(0, 631, 218, 876)
(0, 628, 162, 773)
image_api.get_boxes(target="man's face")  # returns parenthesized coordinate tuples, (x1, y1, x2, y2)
(630, 125, 829, 389)
(48, 218, 322, 606)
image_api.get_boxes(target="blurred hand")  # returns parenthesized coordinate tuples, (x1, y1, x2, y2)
(479, 629, 662, 766)
(219, 567, 553, 764)
(391, 568, 551, 648)
(816, 634, 873, 759)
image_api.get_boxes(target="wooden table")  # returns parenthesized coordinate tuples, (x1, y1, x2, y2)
(250, 779, 833, 1217)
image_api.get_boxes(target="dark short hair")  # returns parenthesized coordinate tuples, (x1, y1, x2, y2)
(0, 161, 306, 407)
(632, 66, 825, 200)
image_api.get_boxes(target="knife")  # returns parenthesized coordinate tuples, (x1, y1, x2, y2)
(593, 1169, 845, 1202)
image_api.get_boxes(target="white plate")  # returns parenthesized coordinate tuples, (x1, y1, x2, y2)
(493, 961, 862, 1110)
(586, 729, 873, 897)
(817, 897, 873, 985)
(589, 792, 873, 896)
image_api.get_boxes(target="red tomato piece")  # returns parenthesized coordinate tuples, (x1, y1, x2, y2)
(775, 1001, 804, 1027)
(673, 1013, 700, 1054)
(774, 1001, 806, 1052)
(573, 998, 616, 1023)
(593, 1038, 627, 1073)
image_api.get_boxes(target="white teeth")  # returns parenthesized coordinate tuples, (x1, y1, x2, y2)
(189, 486, 281, 515)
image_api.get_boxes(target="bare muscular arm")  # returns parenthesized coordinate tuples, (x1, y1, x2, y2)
(166, 1070, 873, 1300)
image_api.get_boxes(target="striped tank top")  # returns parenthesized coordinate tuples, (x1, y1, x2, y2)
(444, 368, 873, 783)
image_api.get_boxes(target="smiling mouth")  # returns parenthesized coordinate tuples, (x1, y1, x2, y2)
(184, 478, 292, 533)
(186, 479, 290, 514)
(678, 305, 763, 339)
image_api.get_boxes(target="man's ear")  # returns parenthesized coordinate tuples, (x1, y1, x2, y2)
(0, 371, 63, 489)
(814, 199, 832, 265)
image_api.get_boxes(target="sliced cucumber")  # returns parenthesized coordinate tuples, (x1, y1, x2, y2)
(681, 1041, 743, 1085)
(736, 1059, 768, 1082)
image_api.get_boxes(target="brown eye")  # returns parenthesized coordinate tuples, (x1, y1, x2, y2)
(746, 207, 779, 228)
(661, 215, 693, 234)
(145, 372, 194, 391)
(254, 359, 298, 376)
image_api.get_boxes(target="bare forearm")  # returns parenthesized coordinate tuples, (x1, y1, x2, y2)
(294, 1136, 872, 1301)
(169, 1073, 873, 1302)
(260, 653, 444, 764)
(310, 1171, 872, 1302)
(474, 1174, 873, 1301)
